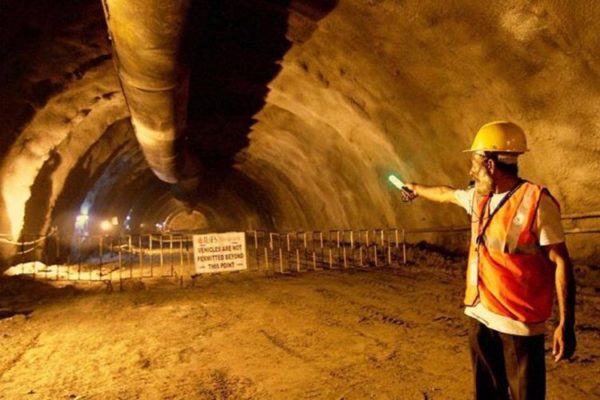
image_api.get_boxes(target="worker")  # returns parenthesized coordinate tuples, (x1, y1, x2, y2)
(400, 121, 576, 400)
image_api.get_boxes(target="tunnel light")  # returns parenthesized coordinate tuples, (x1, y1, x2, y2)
(75, 214, 89, 236)
(100, 220, 112, 231)
(111, 217, 119, 225)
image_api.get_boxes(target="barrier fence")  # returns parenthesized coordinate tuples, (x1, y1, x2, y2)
(1, 213, 599, 284)
(1, 228, 468, 283)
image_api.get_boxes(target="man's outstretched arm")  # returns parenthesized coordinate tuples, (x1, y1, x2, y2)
(403, 183, 462, 206)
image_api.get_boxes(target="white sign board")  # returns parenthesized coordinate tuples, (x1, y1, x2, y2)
(193, 232, 247, 273)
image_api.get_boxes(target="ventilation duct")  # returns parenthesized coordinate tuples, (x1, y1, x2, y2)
(102, 0, 199, 185)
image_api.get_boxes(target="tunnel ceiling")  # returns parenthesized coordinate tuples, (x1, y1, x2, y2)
(1, 0, 600, 263)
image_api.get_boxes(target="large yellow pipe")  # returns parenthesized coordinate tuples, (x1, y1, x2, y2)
(102, 0, 197, 184)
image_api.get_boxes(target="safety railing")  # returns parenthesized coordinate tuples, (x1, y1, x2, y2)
(0, 228, 61, 274)
(1, 211, 599, 284)
(1, 233, 195, 283)
(246, 227, 467, 275)
(1, 228, 453, 283)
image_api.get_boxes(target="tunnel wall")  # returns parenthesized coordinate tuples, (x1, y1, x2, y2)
(1, 0, 599, 267)
(238, 0, 600, 260)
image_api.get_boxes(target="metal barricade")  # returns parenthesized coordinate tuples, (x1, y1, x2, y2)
(4, 212, 599, 285)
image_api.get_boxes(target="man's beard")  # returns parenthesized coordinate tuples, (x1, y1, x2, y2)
(475, 167, 494, 196)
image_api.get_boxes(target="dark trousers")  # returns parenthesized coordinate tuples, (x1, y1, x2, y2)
(469, 319, 546, 400)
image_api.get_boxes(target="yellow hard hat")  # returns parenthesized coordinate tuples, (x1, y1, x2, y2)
(464, 121, 528, 153)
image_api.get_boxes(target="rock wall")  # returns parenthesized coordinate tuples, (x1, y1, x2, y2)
(1, 0, 599, 266)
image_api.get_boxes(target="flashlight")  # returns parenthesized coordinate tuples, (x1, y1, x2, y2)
(388, 174, 414, 195)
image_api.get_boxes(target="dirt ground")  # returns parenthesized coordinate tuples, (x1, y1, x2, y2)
(1, 261, 599, 400)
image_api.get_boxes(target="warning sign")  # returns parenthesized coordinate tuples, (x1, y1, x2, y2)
(193, 232, 247, 273)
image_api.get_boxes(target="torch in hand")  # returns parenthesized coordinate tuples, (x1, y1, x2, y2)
(388, 174, 417, 202)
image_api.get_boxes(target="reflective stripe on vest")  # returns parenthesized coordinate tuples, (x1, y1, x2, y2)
(482, 184, 539, 254)
(505, 184, 537, 253)
(464, 182, 556, 323)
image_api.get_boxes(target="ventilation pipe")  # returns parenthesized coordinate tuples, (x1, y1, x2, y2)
(101, 0, 200, 186)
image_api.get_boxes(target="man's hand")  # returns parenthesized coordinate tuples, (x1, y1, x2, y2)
(553, 324, 576, 362)
(400, 183, 418, 202)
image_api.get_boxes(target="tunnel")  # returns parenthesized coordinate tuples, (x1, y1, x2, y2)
(1, 0, 600, 398)
(1, 0, 600, 263)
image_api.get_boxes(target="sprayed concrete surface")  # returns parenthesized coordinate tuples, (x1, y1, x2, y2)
(1, 0, 600, 265)
(1, 262, 599, 400)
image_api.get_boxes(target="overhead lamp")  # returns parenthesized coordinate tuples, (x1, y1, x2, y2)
(100, 220, 112, 231)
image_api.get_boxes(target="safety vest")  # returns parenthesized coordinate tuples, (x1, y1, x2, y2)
(464, 181, 557, 323)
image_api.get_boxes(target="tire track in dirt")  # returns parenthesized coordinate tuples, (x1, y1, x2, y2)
(361, 304, 411, 327)
(305, 273, 474, 399)
(432, 315, 469, 337)
(0, 332, 40, 381)
(259, 329, 312, 363)
(196, 369, 264, 400)
(311, 282, 420, 330)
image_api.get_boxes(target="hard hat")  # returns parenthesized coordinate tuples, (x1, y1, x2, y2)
(464, 121, 528, 153)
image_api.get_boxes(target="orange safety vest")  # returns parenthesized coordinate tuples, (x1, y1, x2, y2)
(464, 181, 557, 323)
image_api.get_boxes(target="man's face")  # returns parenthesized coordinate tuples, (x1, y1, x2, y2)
(470, 154, 494, 195)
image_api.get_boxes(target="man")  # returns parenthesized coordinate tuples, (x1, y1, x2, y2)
(401, 121, 576, 400)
